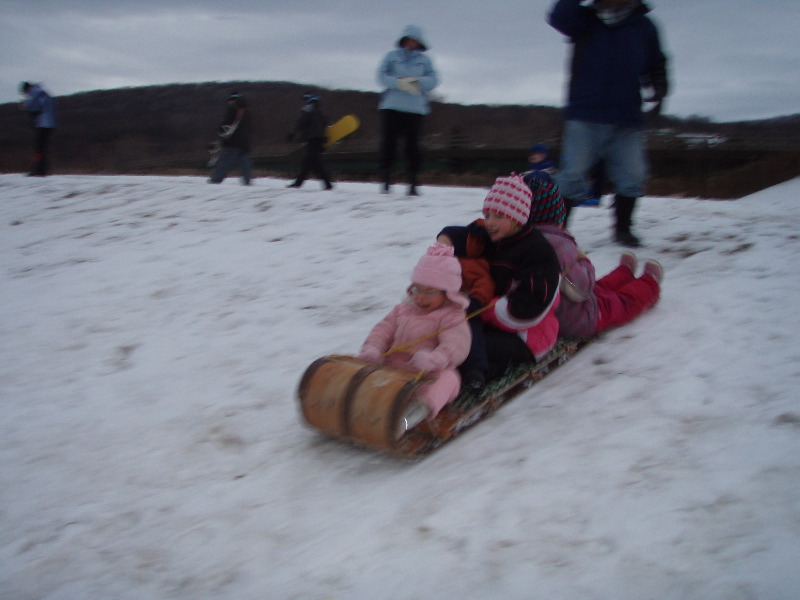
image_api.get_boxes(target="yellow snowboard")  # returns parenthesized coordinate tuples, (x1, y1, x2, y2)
(325, 114, 360, 147)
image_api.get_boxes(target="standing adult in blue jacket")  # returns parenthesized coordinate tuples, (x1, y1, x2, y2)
(548, 0, 669, 247)
(376, 24, 439, 196)
(19, 82, 58, 176)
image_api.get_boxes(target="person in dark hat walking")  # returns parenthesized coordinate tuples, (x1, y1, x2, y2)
(19, 82, 57, 176)
(286, 92, 333, 190)
(208, 91, 252, 185)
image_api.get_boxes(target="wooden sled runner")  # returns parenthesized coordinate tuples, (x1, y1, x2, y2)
(297, 338, 590, 459)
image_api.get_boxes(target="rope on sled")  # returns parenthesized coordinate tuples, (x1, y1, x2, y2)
(382, 299, 497, 360)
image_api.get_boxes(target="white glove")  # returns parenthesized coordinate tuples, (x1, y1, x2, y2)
(396, 77, 420, 95)
(220, 121, 239, 139)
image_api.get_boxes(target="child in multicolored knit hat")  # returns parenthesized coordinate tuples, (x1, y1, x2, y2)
(437, 174, 562, 379)
(523, 175, 664, 339)
(358, 243, 471, 435)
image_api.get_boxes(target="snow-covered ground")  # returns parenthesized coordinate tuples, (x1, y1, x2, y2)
(1, 173, 799, 600)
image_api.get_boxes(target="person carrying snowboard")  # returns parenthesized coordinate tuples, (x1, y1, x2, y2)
(286, 92, 333, 190)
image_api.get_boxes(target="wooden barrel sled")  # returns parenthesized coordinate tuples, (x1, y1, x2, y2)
(297, 340, 591, 459)
(297, 355, 434, 454)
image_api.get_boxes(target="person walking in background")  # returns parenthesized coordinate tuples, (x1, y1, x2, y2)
(208, 91, 252, 185)
(376, 24, 439, 196)
(547, 0, 669, 247)
(19, 82, 57, 176)
(286, 92, 333, 190)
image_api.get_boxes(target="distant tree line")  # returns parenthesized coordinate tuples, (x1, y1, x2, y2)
(1, 81, 798, 198)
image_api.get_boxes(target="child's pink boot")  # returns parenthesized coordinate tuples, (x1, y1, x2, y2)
(643, 259, 664, 284)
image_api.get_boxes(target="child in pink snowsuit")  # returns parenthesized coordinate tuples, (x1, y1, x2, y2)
(358, 244, 471, 421)
(524, 177, 664, 339)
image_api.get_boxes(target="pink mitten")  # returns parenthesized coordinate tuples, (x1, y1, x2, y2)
(410, 350, 437, 372)
(358, 346, 382, 363)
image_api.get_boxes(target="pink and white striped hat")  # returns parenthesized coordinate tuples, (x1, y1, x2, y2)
(482, 174, 532, 226)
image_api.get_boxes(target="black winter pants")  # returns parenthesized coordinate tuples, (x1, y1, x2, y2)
(294, 139, 331, 186)
(484, 327, 535, 380)
(379, 109, 424, 181)
(31, 127, 53, 176)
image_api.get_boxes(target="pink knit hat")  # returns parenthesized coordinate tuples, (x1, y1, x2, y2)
(483, 174, 532, 226)
(411, 243, 469, 309)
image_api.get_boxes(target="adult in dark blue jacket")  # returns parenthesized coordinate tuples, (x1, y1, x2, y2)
(548, 0, 669, 247)
(19, 82, 57, 176)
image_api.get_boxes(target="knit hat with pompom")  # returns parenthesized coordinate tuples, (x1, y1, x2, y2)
(411, 243, 469, 309)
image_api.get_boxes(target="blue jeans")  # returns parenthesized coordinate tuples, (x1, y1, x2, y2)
(556, 120, 647, 201)
(210, 148, 252, 184)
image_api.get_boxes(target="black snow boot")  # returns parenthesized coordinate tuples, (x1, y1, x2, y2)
(613, 194, 641, 247)
(407, 173, 419, 196)
(379, 168, 391, 193)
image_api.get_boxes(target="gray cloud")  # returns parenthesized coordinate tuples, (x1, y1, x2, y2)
(2, 0, 798, 122)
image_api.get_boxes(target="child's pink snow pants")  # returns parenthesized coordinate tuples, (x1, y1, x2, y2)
(594, 266, 660, 334)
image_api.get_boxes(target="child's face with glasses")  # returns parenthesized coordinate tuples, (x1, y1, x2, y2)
(408, 285, 447, 313)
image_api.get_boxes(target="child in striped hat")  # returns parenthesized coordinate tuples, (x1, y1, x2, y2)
(437, 174, 563, 380)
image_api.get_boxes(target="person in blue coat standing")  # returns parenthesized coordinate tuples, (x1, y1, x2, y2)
(548, 0, 669, 247)
(19, 82, 57, 176)
(376, 24, 439, 196)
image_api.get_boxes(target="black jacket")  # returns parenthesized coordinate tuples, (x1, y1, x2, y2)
(220, 98, 251, 151)
(440, 221, 561, 322)
(291, 102, 328, 142)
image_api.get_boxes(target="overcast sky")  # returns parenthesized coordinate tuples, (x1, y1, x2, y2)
(2, 0, 798, 123)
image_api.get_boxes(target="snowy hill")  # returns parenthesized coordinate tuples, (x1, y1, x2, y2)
(1, 174, 799, 599)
